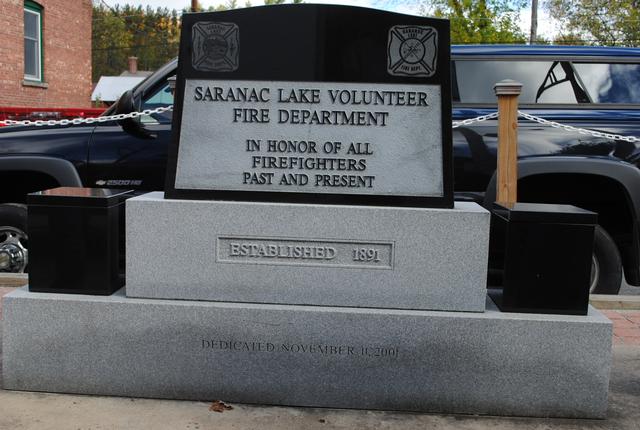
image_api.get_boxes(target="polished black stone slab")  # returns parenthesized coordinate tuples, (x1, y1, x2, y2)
(489, 202, 597, 315)
(27, 187, 134, 207)
(164, 4, 453, 208)
(491, 202, 598, 224)
(28, 187, 133, 295)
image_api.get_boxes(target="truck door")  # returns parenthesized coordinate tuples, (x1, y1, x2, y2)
(87, 81, 174, 191)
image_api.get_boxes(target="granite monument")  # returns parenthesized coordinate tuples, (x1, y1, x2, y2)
(2, 4, 612, 419)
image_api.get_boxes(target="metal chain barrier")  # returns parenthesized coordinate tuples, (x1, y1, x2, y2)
(2, 105, 639, 143)
(517, 111, 640, 143)
(452, 112, 499, 128)
(0, 105, 173, 127)
(454, 110, 640, 143)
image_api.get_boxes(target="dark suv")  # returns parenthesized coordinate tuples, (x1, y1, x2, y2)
(1, 45, 639, 295)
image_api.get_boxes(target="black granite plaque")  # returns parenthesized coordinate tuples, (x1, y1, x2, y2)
(165, 4, 452, 208)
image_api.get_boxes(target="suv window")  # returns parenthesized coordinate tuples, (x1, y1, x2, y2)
(573, 63, 640, 104)
(143, 83, 174, 107)
(141, 81, 174, 124)
(454, 60, 581, 104)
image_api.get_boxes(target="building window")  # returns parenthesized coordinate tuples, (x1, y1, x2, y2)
(24, 1, 43, 82)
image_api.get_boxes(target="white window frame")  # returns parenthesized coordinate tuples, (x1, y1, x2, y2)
(24, 6, 42, 81)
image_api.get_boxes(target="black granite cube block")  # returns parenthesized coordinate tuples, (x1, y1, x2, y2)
(27, 187, 133, 295)
(489, 202, 597, 315)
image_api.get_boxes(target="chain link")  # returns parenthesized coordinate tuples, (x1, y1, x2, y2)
(452, 112, 499, 128)
(3, 105, 639, 143)
(517, 111, 640, 143)
(454, 110, 639, 143)
(0, 105, 173, 127)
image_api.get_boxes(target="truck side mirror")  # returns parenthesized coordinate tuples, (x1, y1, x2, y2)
(114, 90, 156, 140)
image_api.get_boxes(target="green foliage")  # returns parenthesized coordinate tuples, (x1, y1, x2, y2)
(552, 33, 586, 46)
(545, 0, 640, 46)
(92, 5, 133, 82)
(92, 4, 180, 82)
(207, 0, 239, 11)
(422, 0, 527, 44)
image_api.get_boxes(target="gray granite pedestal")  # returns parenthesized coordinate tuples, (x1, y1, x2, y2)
(126, 192, 490, 312)
(2, 287, 612, 418)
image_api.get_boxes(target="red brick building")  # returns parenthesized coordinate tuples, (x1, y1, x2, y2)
(0, 0, 92, 108)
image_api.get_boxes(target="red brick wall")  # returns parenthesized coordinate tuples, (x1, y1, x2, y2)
(0, 0, 92, 108)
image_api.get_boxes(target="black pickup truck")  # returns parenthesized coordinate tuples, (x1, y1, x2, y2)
(1, 45, 640, 295)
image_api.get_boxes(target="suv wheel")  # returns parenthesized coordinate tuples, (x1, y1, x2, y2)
(0, 204, 28, 273)
(590, 226, 622, 294)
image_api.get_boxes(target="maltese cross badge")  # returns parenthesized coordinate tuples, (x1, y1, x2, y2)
(192, 22, 239, 72)
(387, 25, 438, 77)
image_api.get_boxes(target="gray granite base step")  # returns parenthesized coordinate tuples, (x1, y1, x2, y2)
(126, 192, 489, 312)
(2, 287, 612, 418)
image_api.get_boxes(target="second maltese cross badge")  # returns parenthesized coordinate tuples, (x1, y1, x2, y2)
(387, 25, 438, 77)
(192, 22, 240, 72)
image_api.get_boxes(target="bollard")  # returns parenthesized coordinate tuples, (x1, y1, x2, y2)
(494, 80, 523, 204)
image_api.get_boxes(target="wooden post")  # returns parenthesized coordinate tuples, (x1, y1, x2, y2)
(191, 0, 199, 12)
(494, 80, 523, 205)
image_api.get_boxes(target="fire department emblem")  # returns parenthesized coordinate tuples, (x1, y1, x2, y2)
(192, 22, 239, 72)
(387, 25, 437, 77)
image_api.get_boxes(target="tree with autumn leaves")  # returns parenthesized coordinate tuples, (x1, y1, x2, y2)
(92, 4, 180, 82)
(423, 0, 527, 44)
(429, 0, 640, 46)
(545, 0, 640, 46)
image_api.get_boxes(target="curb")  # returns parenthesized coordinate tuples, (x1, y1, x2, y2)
(0, 273, 27, 287)
(590, 294, 640, 310)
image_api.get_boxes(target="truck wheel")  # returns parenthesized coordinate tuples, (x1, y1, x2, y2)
(0, 204, 28, 273)
(590, 226, 622, 294)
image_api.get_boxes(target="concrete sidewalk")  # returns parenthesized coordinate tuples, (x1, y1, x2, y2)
(0, 283, 638, 430)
